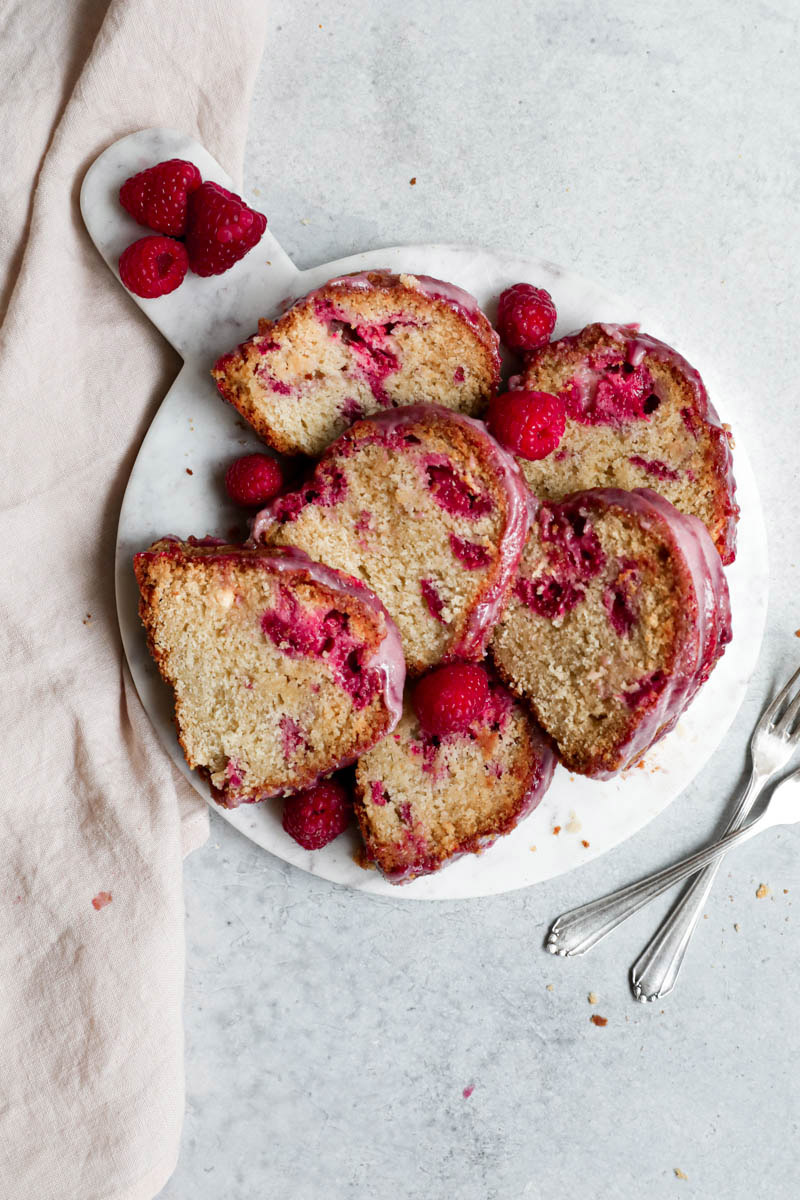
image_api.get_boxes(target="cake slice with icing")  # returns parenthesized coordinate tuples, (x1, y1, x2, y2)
(513, 322, 738, 564)
(491, 488, 731, 777)
(251, 405, 531, 673)
(212, 270, 500, 456)
(133, 538, 404, 807)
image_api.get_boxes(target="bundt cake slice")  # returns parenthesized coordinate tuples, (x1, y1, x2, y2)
(513, 323, 738, 564)
(212, 270, 500, 456)
(133, 538, 404, 808)
(354, 678, 556, 883)
(491, 488, 731, 777)
(251, 405, 531, 673)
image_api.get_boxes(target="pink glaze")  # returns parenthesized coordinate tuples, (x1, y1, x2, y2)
(251, 405, 531, 662)
(541, 489, 731, 777)
(134, 540, 406, 806)
(369, 683, 557, 884)
(558, 324, 737, 563)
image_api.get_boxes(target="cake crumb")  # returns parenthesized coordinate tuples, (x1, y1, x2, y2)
(674, 1168, 688, 1181)
(703, 913, 708, 919)
(581, 839, 590, 848)
(462, 1084, 474, 1099)
(529, 844, 537, 852)
(636, 759, 646, 769)
(410, 177, 417, 186)
(734, 923, 740, 931)
(91, 891, 112, 911)
(565, 811, 582, 834)
(795, 630, 800, 638)
(590, 1014, 607, 1027)
(756, 883, 770, 899)
(784, 889, 789, 894)
(588, 992, 598, 1004)
(552, 825, 561, 836)
(185, 468, 193, 475)
(82, 613, 92, 624)
(546, 984, 554, 992)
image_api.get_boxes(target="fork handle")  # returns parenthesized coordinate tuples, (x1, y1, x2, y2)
(630, 768, 765, 1002)
(546, 811, 768, 957)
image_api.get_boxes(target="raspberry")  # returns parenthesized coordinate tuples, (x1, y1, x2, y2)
(282, 779, 351, 850)
(184, 182, 267, 277)
(488, 390, 566, 460)
(224, 454, 284, 506)
(119, 158, 202, 237)
(497, 283, 557, 354)
(118, 236, 188, 299)
(413, 663, 490, 736)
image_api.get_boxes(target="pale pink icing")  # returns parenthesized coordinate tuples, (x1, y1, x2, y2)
(135, 540, 406, 804)
(252, 405, 531, 662)
(538, 488, 731, 778)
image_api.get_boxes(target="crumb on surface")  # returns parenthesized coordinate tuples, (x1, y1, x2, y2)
(529, 844, 537, 852)
(590, 1014, 608, 1027)
(784, 888, 789, 894)
(734, 923, 740, 931)
(410, 177, 417, 185)
(546, 983, 554, 992)
(588, 991, 598, 1004)
(674, 1168, 688, 1181)
(552, 825, 561, 835)
(565, 811, 582, 834)
(756, 882, 770, 899)
(82, 613, 92, 624)
(91, 891, 112, 911)
(462, 1084, 474, 1099)
(581, 839, 590, 848)
(795, 630, 800, 638)
(186, 468, 193, 475)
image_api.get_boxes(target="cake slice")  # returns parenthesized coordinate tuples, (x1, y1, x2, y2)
(251, 405, 531, 673)
(133, 538, 404, 807)
(354, 678, 556, 883)
(491, 488, 731, 777)
(513, 322, 738, 564)
(212, 269, 500, 456)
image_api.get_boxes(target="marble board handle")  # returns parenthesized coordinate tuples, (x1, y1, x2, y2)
(79, 128, 300, 362)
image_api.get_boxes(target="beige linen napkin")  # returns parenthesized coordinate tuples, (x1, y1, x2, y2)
(0, 2, 268, 1196)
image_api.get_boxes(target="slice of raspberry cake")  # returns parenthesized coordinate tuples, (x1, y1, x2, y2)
(354, 676, 556, 883)
(133, 538, 404, 807)
(251, 406, 531, 673)
(491, 488, 731, 778)
(212, 270, 500, 456)
(513, 323, 738, 564)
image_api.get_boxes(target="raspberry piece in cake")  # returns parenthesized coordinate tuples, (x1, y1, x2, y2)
(211, 270, 501, 456)
(251, 405, 530, 673)
(119, 158, 202, 237)
(282, 778, 351, 849)
(355, 677, 556, 882)
(491, 488, 732, 777)
(413, 663, 491, 736)
(496, 283, 557, 353)
(133, 539, 404, 807)
(487, 390, 566, 460)
(118, 235, 188, 298)
(513, 323, 738, 564)
(225, 454, 284, 507)
(185, 182, 267, 277)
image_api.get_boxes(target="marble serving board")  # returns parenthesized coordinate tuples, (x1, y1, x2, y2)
(81, 128, 768, 901)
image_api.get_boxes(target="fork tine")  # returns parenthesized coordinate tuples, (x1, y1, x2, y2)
(764, 663, 800, 732)
(777, 688, 800, 742)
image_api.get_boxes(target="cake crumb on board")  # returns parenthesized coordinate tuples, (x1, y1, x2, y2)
(590, 1014, 607, 1027)
(588, 992, 598, 1004)
(755, 882, 770, 899)
(674, 1168, 688, 1181)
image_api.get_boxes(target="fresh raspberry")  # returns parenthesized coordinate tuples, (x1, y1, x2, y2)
(497, 283, 557, 354)
(184, 182, 267, 277)
(119, 158, 202, 237)
(282, 779, 351, 850)
(413, 663, 490, 736)
(488, 390, 566, 460)
(224, 454, 284, 506)
(118, 236, 188, 299)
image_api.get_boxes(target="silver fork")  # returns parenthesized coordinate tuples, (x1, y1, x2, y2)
(630, 662, 800, 1001)
(545, 663, 800, 962)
